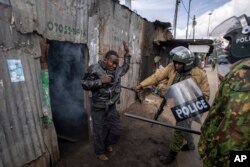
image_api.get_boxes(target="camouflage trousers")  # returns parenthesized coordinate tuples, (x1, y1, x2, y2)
(170, 120, 194, 152)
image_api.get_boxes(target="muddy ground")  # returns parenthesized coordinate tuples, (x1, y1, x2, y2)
(55, 95, 181, 167)
(55, 66, 218, 167)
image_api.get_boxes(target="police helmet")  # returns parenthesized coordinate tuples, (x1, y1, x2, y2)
(170, 46, 195, 71)
(210, 14, 250, 63)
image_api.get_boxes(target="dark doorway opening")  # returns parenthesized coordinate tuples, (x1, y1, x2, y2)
(48, 40, 88, 141)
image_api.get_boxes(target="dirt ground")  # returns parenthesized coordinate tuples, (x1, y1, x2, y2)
(55, 96, 176, 167)
(55, 65, 218, 167)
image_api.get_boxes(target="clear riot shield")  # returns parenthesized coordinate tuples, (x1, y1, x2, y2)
(165, 78, 210, 123)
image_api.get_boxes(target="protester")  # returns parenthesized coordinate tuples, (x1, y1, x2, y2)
(134, 46, 210, 164)
(82, 42, 131, 161)
(198, 14, 250, 166)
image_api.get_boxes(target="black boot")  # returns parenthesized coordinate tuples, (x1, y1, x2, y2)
(159, 150, 177, 164)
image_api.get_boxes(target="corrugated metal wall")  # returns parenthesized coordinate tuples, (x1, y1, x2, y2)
(5, 0, 170, 111)
(97, 1, 171, 110)
(0, 30, 59, 167)
(0, 0, 171, 166)
(0, 2, 59, 167)
(10, 0, 89, 43)
(0, 48, 45, 167)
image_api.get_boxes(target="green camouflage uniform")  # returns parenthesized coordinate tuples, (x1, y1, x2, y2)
(198, 58, 250, 167)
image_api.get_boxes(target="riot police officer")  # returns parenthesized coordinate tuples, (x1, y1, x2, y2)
(199, 14, 250, 166)
(134, 46, 210, 164)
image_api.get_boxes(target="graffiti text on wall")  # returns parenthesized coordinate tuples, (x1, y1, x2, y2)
(47, 21, 86, 36)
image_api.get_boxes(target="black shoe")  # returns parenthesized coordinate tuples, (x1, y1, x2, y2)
(159, 150, 177, 164)
(181, 143, 195, 151)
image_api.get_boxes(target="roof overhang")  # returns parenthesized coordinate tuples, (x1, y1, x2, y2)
(153, 39, 214, 55)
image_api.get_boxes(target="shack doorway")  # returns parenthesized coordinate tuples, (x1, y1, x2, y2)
(47, 40, 89, 141)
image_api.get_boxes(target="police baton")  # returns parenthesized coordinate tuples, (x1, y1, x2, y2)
(120, 85, 136, 91)
(120, 85, 144, 103)
(124, 112, 201, 135)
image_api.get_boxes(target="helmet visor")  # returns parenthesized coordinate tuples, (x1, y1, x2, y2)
(210, 16, 242, 37)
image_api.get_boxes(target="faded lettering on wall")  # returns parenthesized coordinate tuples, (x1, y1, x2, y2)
(47, 21, 86, 36)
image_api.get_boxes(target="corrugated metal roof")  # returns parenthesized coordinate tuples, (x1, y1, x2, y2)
(154, 20, 171, 29)
(155, 39, 214, 46)
(154, 39, 214, 56)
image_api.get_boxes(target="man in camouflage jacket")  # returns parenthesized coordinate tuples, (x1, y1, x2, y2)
(199, 14, 250, 166)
